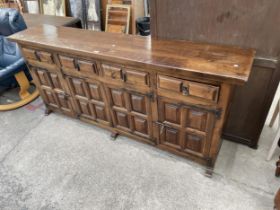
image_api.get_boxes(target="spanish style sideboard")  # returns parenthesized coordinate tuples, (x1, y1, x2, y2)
(9, 25, 254, 176)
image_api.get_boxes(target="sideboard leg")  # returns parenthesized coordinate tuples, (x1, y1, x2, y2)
(110, 131, 119, 140)
(205, 157, 214, 178)
(44, 107, 52, 116)
(276, 156, 280, 177)
(205, 167, 213, 178)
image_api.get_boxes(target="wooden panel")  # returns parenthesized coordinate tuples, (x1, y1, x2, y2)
(150, 0, 280, 58)
(158, 75, 182, 92)
(186, 110, 208, 132)
(49, 73, 62, 89)
(183, 81, 219, 102)
(164, 103, 181, 125)
(78, 60, 98, 75)
(22, 48, 37, 60)
(115, 111, 129, 128)
(158, 75, 220, 102)
(68, 78, 87, 97)
(124, 69, 149, 87)
(88, 83, 102, 100)
(130, 94, 146, 114)
(95, 105, 107, 121)
(36, 69, 52, 88)
(111, 89, 126, 107)
(133, 116, 148, 136)
(183, 133, 205, 154)
(59, 55, 76, 70)
(102, 64, 123, 80)
(42, 88, 59, 108)
(159, 127, 181, 149)
(36, 51, 54, 64)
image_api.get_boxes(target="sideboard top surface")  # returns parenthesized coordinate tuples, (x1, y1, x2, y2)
(9, 25, 255, 85)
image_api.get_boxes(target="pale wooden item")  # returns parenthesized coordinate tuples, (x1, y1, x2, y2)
(105, 4, 130, 34)
(40, 0, 66, 16)
(267, 96, 280, 161)
(108, 0, 144, 34)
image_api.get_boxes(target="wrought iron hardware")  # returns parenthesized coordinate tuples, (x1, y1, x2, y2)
(74, 59, 80, 71)
(182, 103, 222, 119)
(182, 85, 189, 96)
(146, 91, 155, 101)
(34, 51, 41, 61)
(122, 71, 127, 82)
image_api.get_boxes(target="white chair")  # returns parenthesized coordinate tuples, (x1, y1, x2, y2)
(267, 95, 280, 161)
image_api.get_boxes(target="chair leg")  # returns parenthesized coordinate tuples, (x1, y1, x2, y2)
(14, 71, 31, 99)
(0, 71, 39, 111)
(276, 156, 280, 177)
(267, 128, 280, 161)
(269, 100, 280, 127)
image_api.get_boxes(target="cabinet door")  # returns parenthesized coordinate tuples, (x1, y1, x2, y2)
(104, 84, 153, 141)
(157, 97, 215, 157)
(66, 76, 111, 126)
(31, 68, 75, 116)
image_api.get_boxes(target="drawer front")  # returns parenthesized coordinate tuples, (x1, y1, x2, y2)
(157, 97, 214, 157)
(102, 64, 150, 87)
(158, 75, 219, 103)
(59, 55, 99, 78)
(102, 64, 123, 80)
(22, 48, 54, 65)
(123, 69, 149, 87)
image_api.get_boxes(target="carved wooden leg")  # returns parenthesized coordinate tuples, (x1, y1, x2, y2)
(110, 131, 119, 140)
(205, 167, 214, 178)
(205, 158, 214, 178)
(44, 107, 52, 116)
(276, 156, 280, 177)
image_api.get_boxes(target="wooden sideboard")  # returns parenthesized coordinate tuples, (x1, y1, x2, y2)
(9, 25, 254, 176)
(150, 0, 280, 148)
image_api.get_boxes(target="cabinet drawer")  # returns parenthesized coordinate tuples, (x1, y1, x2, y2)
(22, 48, 54, 65)
(123, 68, 149, 87)
(59, 55, 99, 77)
(102, 64, 123, 80)
(102, 64, 150, 87)
(158, 75, 219, 103)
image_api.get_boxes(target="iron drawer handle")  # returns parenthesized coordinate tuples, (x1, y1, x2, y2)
(182, 85, 189, 96)
(122, 71, 127, 82)
(74, 60, 80, 71)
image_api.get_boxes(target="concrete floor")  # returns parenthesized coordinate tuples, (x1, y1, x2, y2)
(0, 97, 280, 210)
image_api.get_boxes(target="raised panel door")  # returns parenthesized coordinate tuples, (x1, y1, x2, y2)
(66, 76, 111, 125)
(104, 84, 153, 140)
(157, 97, 215, 157)
(31, 68, 75, 116)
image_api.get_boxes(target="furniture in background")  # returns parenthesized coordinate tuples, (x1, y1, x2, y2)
(150, 0, 280, 149)
(22, 13, 81, 28)
(0, 0, 23, 12)
(105, 4, 130, 33)
(102, 0, 144, 34)
(9, 25, 254, 176)
(39, 0, 66, 16)
(0, 9, 38, 110)
(22, 0, 40, 13)
(276, 157, 280, 177)
(267, 85, 280, 160)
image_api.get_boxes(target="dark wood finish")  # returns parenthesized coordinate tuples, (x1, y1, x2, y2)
(276, 156, 280, 177)
(9, 25, 254, 175)
(150, 0, 280, 148)
(22, 13, 82, 28)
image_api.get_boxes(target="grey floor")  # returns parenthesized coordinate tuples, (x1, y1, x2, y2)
(0, 97, 280, 210)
